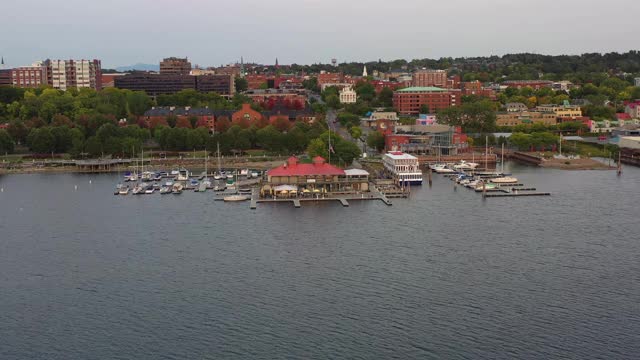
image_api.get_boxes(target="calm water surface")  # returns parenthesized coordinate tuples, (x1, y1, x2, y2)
(1, 162, 639, 359)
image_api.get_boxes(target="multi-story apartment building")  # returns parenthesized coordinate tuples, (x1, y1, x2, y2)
(411, 69, 447, 88)
(50, 59, 102, 90)
(10, 61, 49, 88)
(392, 87, 460, 115)
(160, 57, 192, 75)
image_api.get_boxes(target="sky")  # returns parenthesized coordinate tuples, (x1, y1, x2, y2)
(1, 0, 639, 69)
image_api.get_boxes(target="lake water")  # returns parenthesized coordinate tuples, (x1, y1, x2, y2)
(1, 162, 639, 359)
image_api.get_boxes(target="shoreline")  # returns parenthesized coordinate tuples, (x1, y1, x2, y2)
(0, 158, 289, 175)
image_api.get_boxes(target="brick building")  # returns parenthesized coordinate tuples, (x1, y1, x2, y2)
(10, 62, 49, 88)
(412, 69, 447, 88)
(392, 87, 460, 115)
(160, 57, 192, 75)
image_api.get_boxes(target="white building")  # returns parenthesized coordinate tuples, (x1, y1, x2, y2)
(50, 59, 101, 90)
(382, 151, 423, 185)
(619, 136, 640, 150)
(339, 86, 357, 104)
(635, 78, 640, 87)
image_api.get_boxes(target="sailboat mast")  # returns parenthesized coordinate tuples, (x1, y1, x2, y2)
(217, 142, 221, 173)
(328, 126, 331, 165)
(501, 142, 504, 174)
(485, 135, 488, 171)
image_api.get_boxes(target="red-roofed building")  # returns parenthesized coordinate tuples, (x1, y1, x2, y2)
(624, 101, 640, 119)
(617, 113, 632, 121)
(263, 156, 368, 196)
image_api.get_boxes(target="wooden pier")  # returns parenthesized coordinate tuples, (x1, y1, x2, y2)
(485, 192, 551, 198)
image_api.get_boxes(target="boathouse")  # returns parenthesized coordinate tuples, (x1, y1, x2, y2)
(261, 156, 369, 197)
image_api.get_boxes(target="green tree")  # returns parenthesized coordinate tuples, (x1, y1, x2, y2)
(350, 126, 362, 140)
(0, 129, 15, 154)
(325, 94, 340, 109)
(125, 91, 153, 116)
(235, 77, 248, 92)
(378, 87, 393, 107)
(27, 127, 56, 153)
(366, 131, 385, 151)
(419, 104, 430, 114)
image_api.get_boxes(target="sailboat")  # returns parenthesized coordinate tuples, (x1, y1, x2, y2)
(214, 142, 223, 180)
(492, 143, 518, 183)
(131, 150, 144, 195)
(200, 153, 211, 191)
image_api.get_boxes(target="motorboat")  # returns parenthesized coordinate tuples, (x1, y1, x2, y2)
(159, 186, 172, 194)
(132, 185, 144, 195)
(251, 171, 259, 178)
(240, 169, 249, 177)
(172, 183, 184, 194)
(223, 195, 249, 202)
(431, 163, 455, 174)
(474, 182, 498, 192)
(490, 176, 518, 184)
(453, 160, 479, 170)
(170, 169, 180, 177)
(177, 169, 189, 181)
(141, 171, 154, 181)
(144, 187, 155, 194)
(118, 186, 129, 195)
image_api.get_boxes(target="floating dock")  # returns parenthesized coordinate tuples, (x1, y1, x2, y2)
(485, 192, 551, 198)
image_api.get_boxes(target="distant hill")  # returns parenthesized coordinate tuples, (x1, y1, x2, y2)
(114, 63, 159, 72)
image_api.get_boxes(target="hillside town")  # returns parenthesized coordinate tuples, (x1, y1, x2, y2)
(1, 52, 640, 176)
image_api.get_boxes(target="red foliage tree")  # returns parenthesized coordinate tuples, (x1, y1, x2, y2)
(176, 117, 192, 129)
(271, 115, 292, 132)
(215, 116, 231, 133)
(149, 117, 169, 129)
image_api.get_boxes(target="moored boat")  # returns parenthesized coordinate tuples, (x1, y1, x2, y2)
(490, 176, 518, 184)
(172, 183, 184, 194)
(223, 195, 249, 202)
(453, 160, 479, 170)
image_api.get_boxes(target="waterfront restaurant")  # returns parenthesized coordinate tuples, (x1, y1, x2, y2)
(261, 156, 369, 197)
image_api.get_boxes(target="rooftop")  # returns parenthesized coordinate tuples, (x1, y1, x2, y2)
(395, 87, 448, 93)
(384, 152, 418, 160)
(267, 156, 345, 177)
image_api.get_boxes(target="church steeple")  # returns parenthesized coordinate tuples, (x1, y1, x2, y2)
(275, 57, 279, 68)
(363, 65, 368, 77)
(240, 56, 245, 78)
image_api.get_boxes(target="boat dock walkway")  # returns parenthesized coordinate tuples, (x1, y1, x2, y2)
(249, 181, 394, 209)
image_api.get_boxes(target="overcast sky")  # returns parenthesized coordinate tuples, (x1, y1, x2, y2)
(1, 0, 639, 68)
